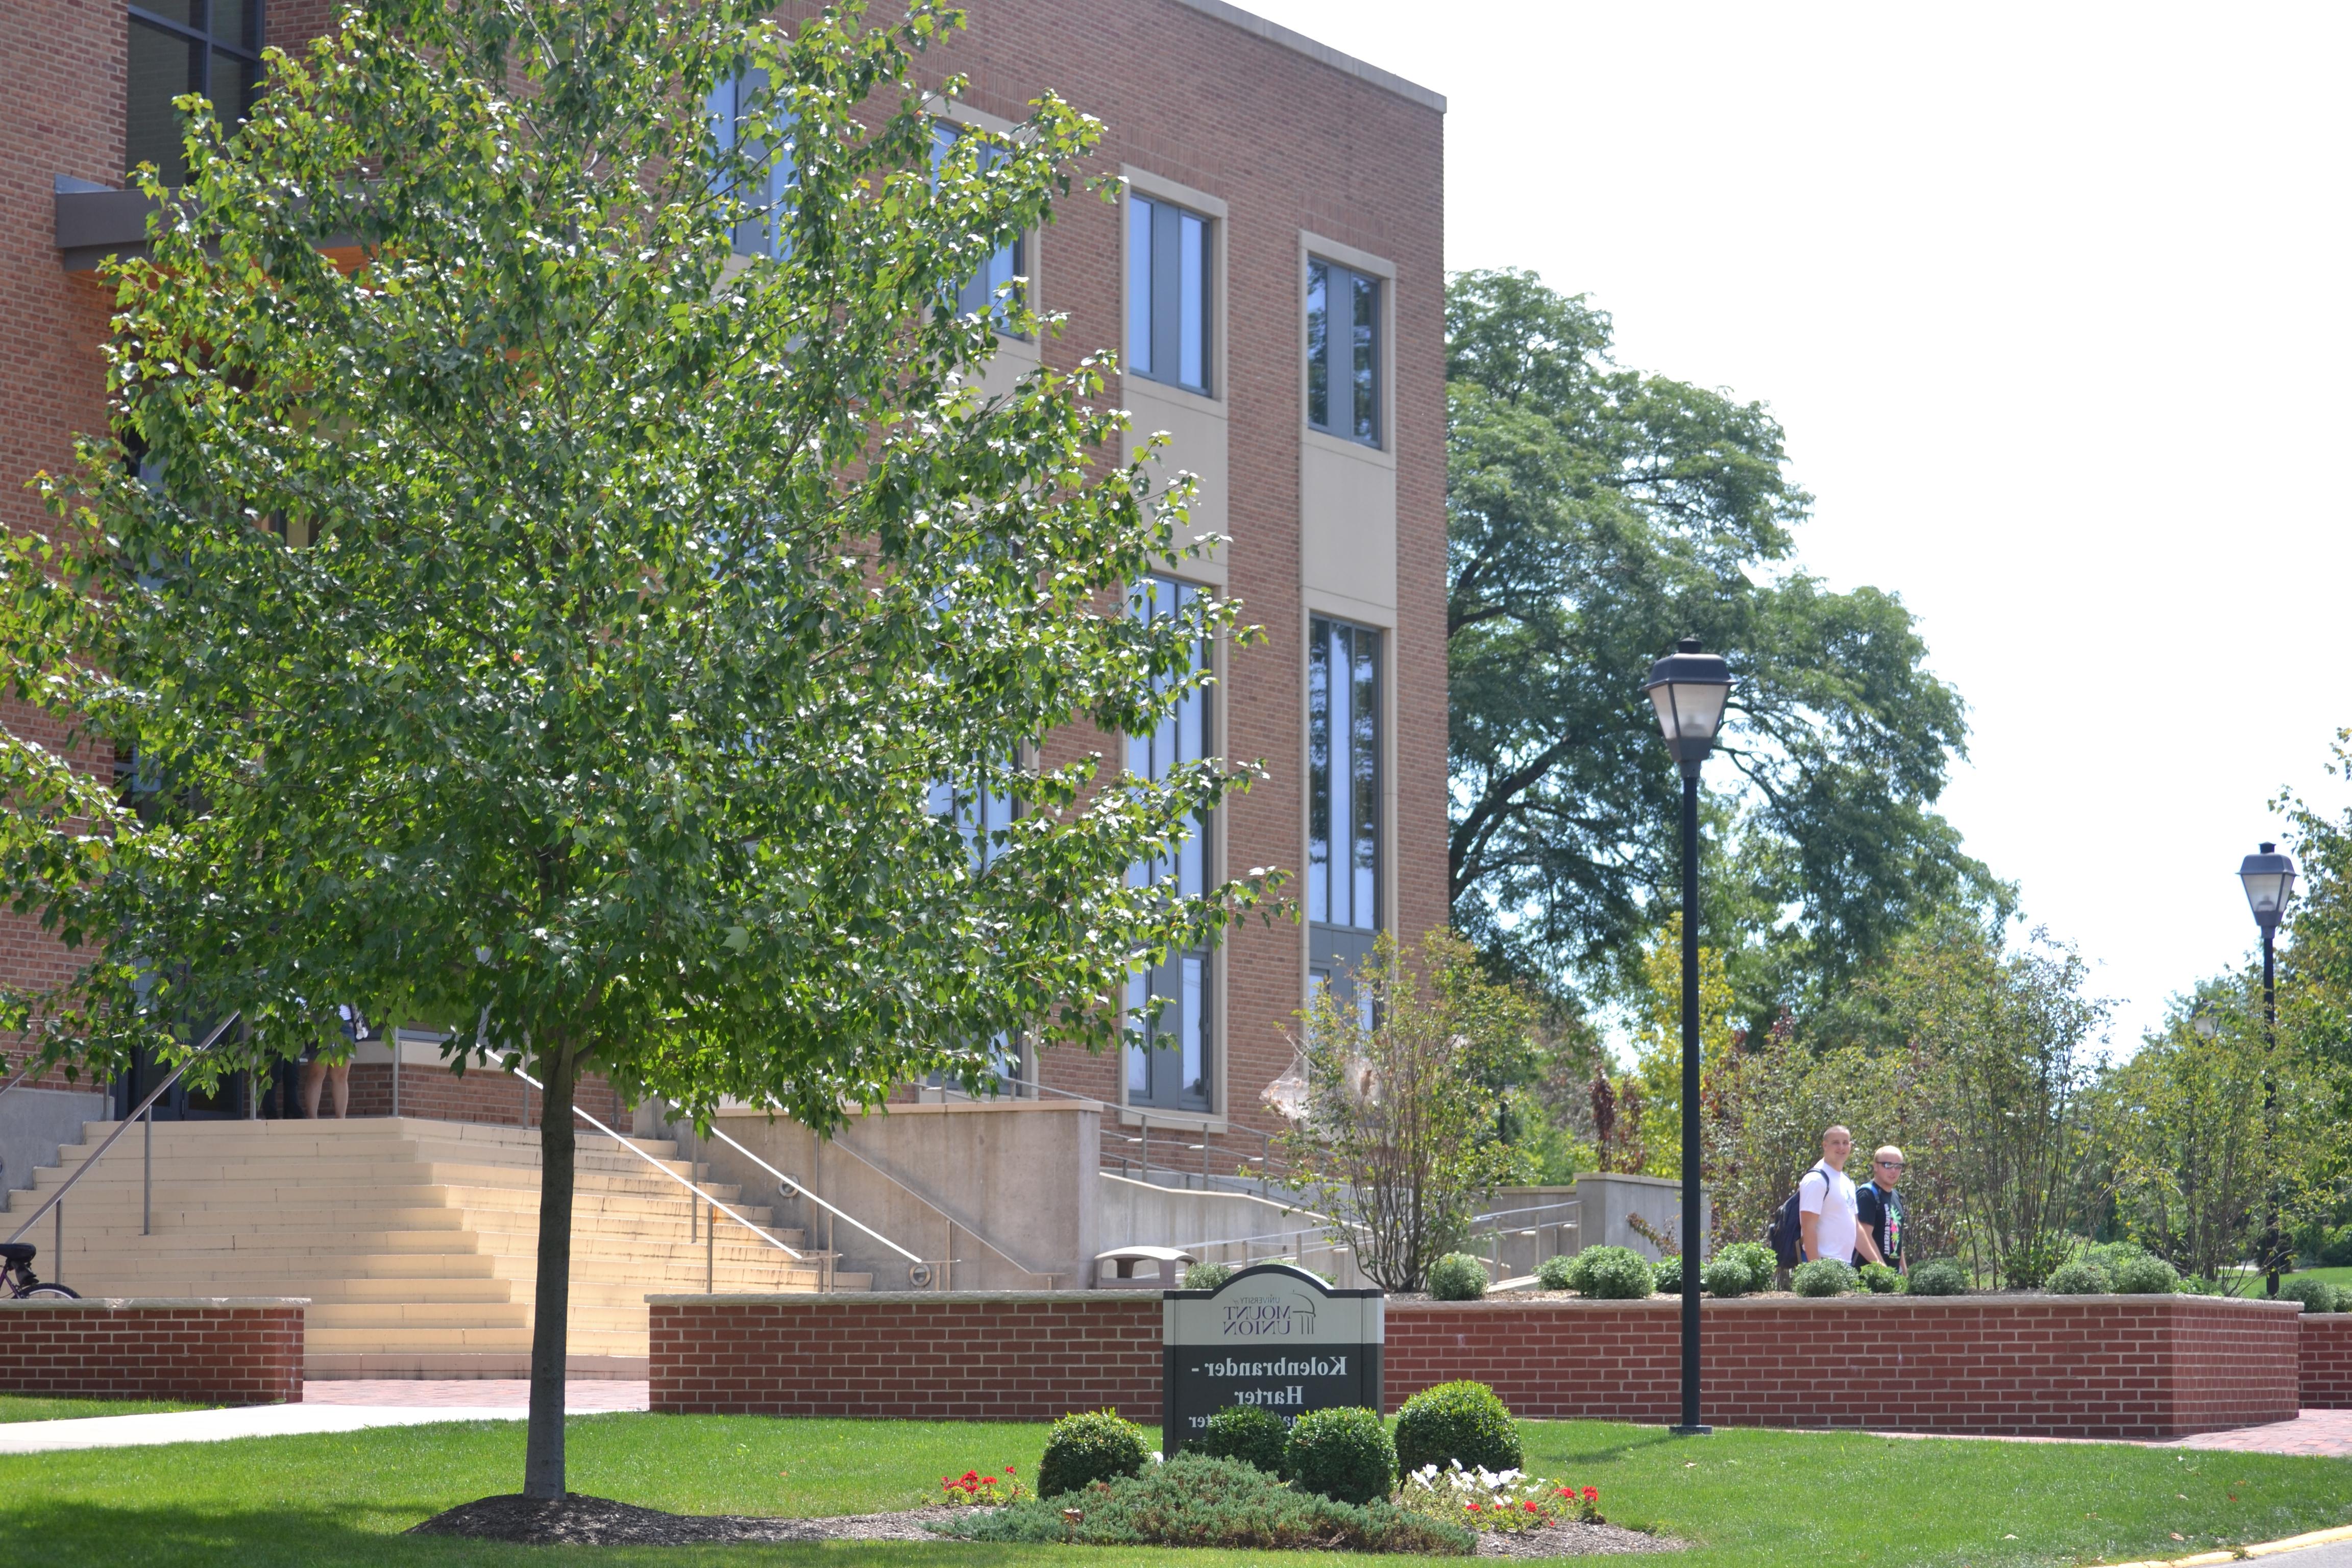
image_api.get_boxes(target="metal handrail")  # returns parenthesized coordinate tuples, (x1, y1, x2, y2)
(816, 1128, 1061, 1285)
(697, 1123, 924, 1267)
(505, 1066, 813, 1263)
(6, 1011, 240, 1245)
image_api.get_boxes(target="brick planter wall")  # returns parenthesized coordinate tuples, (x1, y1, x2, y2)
(2301, 1313, 2352, 1408)
(1384, 1295, 2300, 1440)
(651, 1292, 2301, 1440)
(0, 1297, 305, 1405)
(650, 1294, 1160, 1419)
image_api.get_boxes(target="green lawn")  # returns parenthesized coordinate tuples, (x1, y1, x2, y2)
(2295, 1264, 2352, 1290)
(0, 1413, 2341, 1566)
(0, 1394, 217, 1424)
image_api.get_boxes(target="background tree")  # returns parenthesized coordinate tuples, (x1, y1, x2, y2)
(1280, 932, 1533, 1291)
(1445, 270, 1993, 1024)
(3, 0, 1270, 1500)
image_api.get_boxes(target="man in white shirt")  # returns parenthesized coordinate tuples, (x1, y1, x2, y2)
(1798, 1125, 1885, 1267)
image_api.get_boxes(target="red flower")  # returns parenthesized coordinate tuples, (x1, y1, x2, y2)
(961, 1470, 979, 1483)
(1006, 1466, 1017, 1475)
(1582, 1487, 1599, 1502)
(1465, 1502, 1482, 1512)
(1523, 1500, 1539, 1512)
(1556, 1486, 1573, 1497)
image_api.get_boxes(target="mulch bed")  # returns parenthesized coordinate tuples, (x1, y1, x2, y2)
(1473, 1522, 1683, 1557)
(406, 1494, 959, 1546)
(409, 1494, 1684, 1556)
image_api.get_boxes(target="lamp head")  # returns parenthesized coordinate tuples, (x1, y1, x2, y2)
(1640, 637, 1732, 772)
(2239, 841, 2296, 932)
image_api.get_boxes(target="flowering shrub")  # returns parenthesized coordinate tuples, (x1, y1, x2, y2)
(1394, 1461, 1603, 1533)
(939, 1466, 1025, 1507)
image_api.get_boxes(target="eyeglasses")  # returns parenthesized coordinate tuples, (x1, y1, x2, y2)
(1874, 1159, 1905, 1169)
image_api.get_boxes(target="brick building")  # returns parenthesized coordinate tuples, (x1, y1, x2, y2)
(1, 0, 1447, 1302)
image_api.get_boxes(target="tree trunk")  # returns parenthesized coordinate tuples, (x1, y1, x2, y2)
(522, 1041, 577, 1500)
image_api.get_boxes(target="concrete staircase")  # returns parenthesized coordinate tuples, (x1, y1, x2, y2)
(1, 1116, 870, 1378)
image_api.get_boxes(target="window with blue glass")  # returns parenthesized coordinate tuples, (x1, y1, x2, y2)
(930, 121, 1024, 324)
(927, 768, 1023, 1094)
(705, 67, 796, 259)
(1126, 577, 1212, 1111)
(1308, 616, 1380, 1007)
(1126, 192, 1210, 395)
(128, 2, 264, 187)
(1306, 258, 1380, 446)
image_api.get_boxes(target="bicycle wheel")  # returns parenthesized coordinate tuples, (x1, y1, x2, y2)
(20, 1284, 79, 1299)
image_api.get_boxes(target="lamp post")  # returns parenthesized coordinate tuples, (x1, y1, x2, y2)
(2238, 841, 2296, 1298)
(1641, 636, 1730, 1438)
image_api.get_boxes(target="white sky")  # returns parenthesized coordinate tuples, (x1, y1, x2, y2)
(1232, 0, 2352, 1051)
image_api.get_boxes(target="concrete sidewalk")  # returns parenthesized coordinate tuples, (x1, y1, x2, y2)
(0, 1379, 650, 1454)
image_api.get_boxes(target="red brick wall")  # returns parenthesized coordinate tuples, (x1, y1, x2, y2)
(0, 1297, 304, 1404)
(650, 1294, 1163, 1419)
(1384, 1297, 2301, 1441)
(339, 1062, 626, 1129)
(649, 1293, 2304, 1440)
(2301, 1313, 2352, 1409)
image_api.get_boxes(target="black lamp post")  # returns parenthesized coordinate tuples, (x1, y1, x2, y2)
(2238, 841, 2296, 1298)
(1641, 636, 1730, 1437)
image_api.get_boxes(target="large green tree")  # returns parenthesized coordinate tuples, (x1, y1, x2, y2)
(1446, 270, 1990, 1017)
(3, 0, 1269, 1498)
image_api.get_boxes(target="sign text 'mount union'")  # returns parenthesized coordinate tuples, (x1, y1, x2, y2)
(1161, 1263, 1383, 1457)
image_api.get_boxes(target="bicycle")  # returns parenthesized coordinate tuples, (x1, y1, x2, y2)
(1, 1242, 78, 1298)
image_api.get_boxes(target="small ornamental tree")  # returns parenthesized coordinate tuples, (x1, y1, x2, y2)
(1281, 932, 1532, 1291)
(2, 0, 1270, 1499)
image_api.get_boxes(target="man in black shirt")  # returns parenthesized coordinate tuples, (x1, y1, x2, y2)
(1855, 1146, 1906, 1271)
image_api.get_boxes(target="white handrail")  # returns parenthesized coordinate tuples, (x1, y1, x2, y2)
(505, 1066, 809, 1262)
(699, 1122, 926, 1267)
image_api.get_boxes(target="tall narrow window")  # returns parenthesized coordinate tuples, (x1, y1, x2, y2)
(705, 67, 796, 259)
(1306, 258, 1380, 446)
(927, 768, 1023, 1094)
(1307, 616, 1380, 1006)
(931, 121, 1024, 325)
(1126, 576, 1212, 1111)
(128, 2, 264, 186)
(1126, 192, 1211, 395)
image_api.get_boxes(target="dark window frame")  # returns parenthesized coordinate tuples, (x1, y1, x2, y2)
(929, 118, 1028, 334)
(128, 2, 265, 187)
(1307, 614, 1382, 1014)
(1306, 256, 1383, 448)
(1126, 190, 1213, 397)
(1125, 575, 1215, 1114)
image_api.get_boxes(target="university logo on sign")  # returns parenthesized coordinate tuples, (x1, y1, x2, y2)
(1161, 1262, 1383, 1457)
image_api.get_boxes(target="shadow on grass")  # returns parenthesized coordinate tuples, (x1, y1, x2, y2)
(4, 1500, 1316, 1567)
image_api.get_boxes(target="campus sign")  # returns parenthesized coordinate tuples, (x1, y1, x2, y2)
(1161, 1263, 1384, 1457)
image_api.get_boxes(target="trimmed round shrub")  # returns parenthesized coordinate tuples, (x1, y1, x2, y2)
(1535, 1253, 1576, 1291)
(1200, 1405, 1289, 1475)
(1652, 1254, 1686, 1294)
(1038, 1409, 1150, 1498)
(1906, 1258, 1970, 1296)
(1715, 1241, 1778, 1296)
(2111, 1254, 2181, 1295)
(2279, 1275, 2342, 1313)
(1426, 1252, 1489, 1302)
(2046, 1259, 2111, 1295)
(1703, 1253, 1756, 1297)
(1284, 1406, 1394, 1506)
(1792, 1258, 1858, 1297)
(1858, 1261, 1905, 1294)
(1393, 1380, 1522, 1477)
(1182, 1261, 1234, 1291)
(1566, 1244, 1655, 1300)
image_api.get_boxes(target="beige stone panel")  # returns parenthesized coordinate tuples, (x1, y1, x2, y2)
(1125, 379, 1230, 585)
(1299, 436, 1397, 619)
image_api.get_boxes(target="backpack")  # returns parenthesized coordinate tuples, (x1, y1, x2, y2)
(1768, 1165, 1829, 1269)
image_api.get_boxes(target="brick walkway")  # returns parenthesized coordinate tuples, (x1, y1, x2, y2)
(302, 1379, 649, 1411)
(1868, 1410, 2352, 1459)
(2168, 1409, 2352, 1458)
